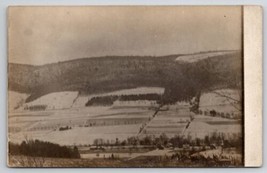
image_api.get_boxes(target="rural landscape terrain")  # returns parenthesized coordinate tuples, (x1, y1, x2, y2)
(8, 50, 243, 167)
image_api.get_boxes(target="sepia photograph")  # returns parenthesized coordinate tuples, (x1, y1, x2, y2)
(7, 6, 245, 167)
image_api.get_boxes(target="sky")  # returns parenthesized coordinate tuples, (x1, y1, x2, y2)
(8, 6, 242, 65)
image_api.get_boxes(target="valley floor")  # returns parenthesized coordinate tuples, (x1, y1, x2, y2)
(8, 104, 242, 146)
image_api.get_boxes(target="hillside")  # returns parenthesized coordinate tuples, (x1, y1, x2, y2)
(175, 51, 237, 63)
(8, 51, 242, 104)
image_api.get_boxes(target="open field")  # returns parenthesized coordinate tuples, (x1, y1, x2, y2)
(9, 98, 242, 145)
(8, 88, 243, 168)
(175, 50, 238, 63)
(8, 105, 153, 145)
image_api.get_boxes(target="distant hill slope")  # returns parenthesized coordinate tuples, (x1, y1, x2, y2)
(8, 51, 242, 103)
(175, 50, 238, 63)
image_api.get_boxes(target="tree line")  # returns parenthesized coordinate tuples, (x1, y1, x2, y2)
(90, 133, 242, 152)
(9, 139, 80, 158)
(85, 94, 162, 106)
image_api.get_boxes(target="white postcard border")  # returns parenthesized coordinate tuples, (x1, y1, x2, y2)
(244, 5, 263, 167)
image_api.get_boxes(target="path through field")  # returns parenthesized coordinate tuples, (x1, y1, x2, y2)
(137, 104, 163, 135)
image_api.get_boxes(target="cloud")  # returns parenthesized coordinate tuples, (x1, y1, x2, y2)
(8, 6, 242, 65)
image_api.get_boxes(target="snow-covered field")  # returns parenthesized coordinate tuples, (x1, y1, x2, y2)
(175, 51, 237, 63)
(100, 87, 164, 96)
(141, 105, 192, 137)
(72, 87, 164, 108)
(10, 124, 142, 145)
(20, 91, 79, 110)
(8, 87, 242, 146)
(8, 87, 164, 111)
(199, 89, 241, 114)
(8, 105, 153, 145)
(184, 121, 241, 139)
(8, 104, 242, 145)
(140, 101, 241, 139)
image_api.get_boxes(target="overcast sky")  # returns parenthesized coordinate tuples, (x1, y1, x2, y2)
(8, 6, 242, 65)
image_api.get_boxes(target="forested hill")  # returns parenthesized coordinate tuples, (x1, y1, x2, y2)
(8, 51, 242, 103)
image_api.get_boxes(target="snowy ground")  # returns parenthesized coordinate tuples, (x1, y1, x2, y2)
(199, 89, 241, 116)
(19, 91, 79, 110)
(141, 106, 192, 137)
(140, 102, 241, 139)
(175, 51, 237, 63)
(8, 88, 242, 146)
(8, 104, 242, 145)
(9, 124, 142, 146)
(9, 87, 164, 112)
(72, 87, 164, 108)
(8, 106, 152, 145)
(184, 118, 242, 139)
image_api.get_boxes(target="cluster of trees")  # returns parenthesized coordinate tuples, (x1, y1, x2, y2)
(197, 109, 241, 119)
(86, 96, 118, 106)
(161, 81, 198, 105)
(120, 94, 161, 101)
(86, 94, 162, 106)
(59, 126, 72, 131)
(9, 139, 80, 158)
(24, 105, 47, 111)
